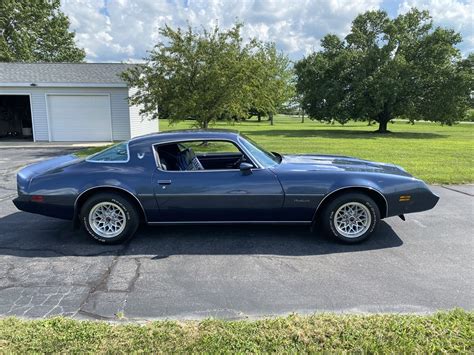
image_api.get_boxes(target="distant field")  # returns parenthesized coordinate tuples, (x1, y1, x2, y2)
(160, 115, 474, 184)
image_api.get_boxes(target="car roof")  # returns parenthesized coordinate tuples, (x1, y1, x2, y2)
(129, 129, 242, 146)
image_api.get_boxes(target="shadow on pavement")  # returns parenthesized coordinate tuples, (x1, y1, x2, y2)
(0, 212, 403, 258)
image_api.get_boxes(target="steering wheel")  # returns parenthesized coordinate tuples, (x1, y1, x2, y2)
(232, 155, 245, 169)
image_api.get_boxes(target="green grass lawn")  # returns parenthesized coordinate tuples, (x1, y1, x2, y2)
(76, 115, 473, 184)
(160, 115, 474, 184)
(0, 310, 472, 353)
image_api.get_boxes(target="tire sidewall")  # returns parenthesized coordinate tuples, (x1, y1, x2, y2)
(325, 193, 380, 243)
(81, 193, 139, 244)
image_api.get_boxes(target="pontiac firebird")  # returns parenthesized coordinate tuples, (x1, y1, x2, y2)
(13, 130, 439, 244)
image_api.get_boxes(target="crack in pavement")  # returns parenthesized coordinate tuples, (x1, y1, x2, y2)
(125, 258, 142, 293)
(440, 185, 473, 197)
(76, 239, 135, 320)
(0, 194, 16, 202)
(119, 258, 142, 315)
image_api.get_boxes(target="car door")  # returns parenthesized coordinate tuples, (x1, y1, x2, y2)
(151, 140, 284, 222)
(152, 168, 284, 222)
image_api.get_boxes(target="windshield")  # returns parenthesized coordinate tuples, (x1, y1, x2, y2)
(238, 134, 280, 168)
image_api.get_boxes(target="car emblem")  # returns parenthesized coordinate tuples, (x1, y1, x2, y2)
(137, 152, 145, 159)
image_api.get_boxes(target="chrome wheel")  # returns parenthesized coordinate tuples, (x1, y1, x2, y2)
(334, 202, 372, 238)
(88, 202, 126, 239)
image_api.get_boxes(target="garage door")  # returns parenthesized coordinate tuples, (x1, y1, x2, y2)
(47, 95, 112, 141)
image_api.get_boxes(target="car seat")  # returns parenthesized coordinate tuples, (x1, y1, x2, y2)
(177, 148, 204, 171)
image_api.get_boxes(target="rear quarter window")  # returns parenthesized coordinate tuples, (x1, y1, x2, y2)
(87, 142, 129, 162)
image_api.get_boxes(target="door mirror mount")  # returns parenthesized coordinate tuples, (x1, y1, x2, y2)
(239, 162, 253, 175)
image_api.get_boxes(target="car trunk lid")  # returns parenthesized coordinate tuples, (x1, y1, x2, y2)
(17, 154, 81, 192)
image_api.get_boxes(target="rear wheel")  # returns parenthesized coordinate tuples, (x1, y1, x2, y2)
(321, 193, 380, 243)
(80, 193, 139, 244)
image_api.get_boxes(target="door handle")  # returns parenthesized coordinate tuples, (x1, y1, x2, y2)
(158, 180, 172, 185)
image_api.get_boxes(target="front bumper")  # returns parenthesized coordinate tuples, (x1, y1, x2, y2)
(386, 187, 440, 217)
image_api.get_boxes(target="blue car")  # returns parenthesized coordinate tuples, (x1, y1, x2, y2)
(13, 130, 439, 244)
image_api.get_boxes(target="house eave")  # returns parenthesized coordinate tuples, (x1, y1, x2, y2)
(0, 82, 128, 88)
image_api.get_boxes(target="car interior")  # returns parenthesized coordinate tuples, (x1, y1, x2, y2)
(155, 141, 251, 171)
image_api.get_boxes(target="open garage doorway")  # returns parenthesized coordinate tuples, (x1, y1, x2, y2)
(0, 95, 33, 141)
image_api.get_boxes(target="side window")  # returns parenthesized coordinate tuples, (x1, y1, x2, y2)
(87, 142, 129, 162)
(155, 140, 248, 171)
(180, 141, 240, 155)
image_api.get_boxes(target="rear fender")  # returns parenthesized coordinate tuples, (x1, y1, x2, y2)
(73, 184, 148, 224)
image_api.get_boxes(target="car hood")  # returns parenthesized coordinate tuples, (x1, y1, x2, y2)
(277, 154, 412, 177)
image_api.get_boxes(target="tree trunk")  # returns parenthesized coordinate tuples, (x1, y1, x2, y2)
(257, 114, 261, 122)
(377, 119, 388, 133)
(375, 103, 392, 133)
(301, 111, 305, 123)
(202, 120, 209, 129)
(269, 112, 274, 126)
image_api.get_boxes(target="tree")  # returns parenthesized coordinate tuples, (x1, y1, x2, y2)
(0, 0, 85, 62)
(123, 23, 253, 129)
(123, 23, 294, 129)
(295, 9, 473, 132)
(246, 43, 294, 125)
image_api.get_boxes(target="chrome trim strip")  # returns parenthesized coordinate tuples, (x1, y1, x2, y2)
(312, 186, 389, 221)
(147, 220, 311, 225)
(155, 168, 262, 174)
(152, 193, 284, 196)
(74, 185, 148, 223)
(85, 142, 130, 164)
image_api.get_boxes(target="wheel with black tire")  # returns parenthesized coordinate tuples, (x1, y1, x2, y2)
(80, 193, 139, 244)
(321, 193, 380, 243)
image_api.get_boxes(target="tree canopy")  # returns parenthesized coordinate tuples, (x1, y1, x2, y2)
(246, 43, 294, 123)
(295, 9, 473, 132)
(123, 23, 293, 129)
(0, 0, 85, 62)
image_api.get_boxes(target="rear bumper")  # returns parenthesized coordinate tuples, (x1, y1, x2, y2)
(13, 195, 74, 220)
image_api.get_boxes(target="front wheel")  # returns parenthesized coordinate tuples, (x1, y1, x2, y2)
(81, 193, 139, 244)
(321, 193, 380, 243)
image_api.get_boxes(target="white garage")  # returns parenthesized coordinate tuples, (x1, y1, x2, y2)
(0, 63, 157, 142)
(47, 95, 112, 141)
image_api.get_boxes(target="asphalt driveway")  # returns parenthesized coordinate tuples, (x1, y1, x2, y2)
(0, 147, 472, 320)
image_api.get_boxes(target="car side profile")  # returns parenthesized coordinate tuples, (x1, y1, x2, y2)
(13, 130, 439, 244)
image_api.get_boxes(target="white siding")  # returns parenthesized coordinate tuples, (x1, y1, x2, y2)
(0, 86, 131, 141)
(110, 88, 132, 141)
(128, 87, 159, 138)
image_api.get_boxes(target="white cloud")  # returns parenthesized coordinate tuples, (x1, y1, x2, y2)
(398, 0, 473, 54)
(61, 0, 472, 63)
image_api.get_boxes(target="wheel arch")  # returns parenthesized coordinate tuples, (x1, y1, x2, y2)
(312, 186, 388, 226)
(73, 186, 147, 227)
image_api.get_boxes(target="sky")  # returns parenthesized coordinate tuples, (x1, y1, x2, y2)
(61, 0, 473, 63)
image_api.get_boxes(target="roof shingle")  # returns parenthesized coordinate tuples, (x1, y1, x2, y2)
(0, 62, 136, 85)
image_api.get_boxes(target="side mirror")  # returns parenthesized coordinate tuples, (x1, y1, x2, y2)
(239, 162, 253, 175)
